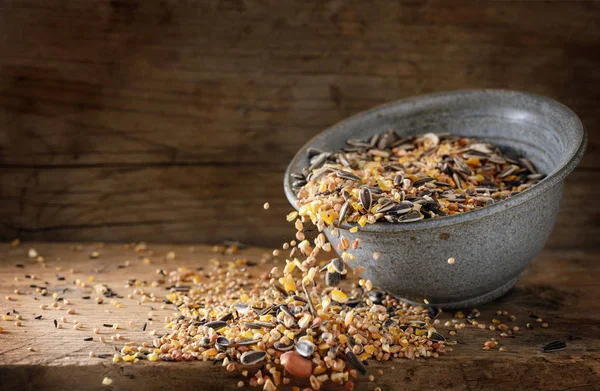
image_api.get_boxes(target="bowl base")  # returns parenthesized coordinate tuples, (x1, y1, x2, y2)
(395, 273, 522, 310)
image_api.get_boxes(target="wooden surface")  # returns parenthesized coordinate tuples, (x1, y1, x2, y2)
(0, 242, 599, 391)
(1, 1, 599, 247)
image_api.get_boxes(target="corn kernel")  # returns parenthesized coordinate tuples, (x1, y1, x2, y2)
(330, 289, 348, 303)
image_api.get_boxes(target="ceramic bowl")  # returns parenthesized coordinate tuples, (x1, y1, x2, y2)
(283, 89, 586, 309)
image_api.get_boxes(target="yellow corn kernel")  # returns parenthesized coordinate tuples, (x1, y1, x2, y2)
(330, 289, 348, 303)
(240, 293, 249, 303)
(358, 215, 368, 227)
(286, 211, 299, 222)
(242, 330, 254, 339)
(364, 345, 377, 355)
(466, 157, 481, 167)
(283, 275, 296, 292)
(203, 348, 218, 357)
(167, 293, 178, 302)
(377, 178, 391, 191)
(349, 226, 359, 233)
(319, 210, 337, 226)
(338, 334, 348, 345)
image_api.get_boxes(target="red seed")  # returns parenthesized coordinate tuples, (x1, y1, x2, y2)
(280, 351, 312, 378)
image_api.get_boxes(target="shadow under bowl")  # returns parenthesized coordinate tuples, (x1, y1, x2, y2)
(284, 89, 586, 309)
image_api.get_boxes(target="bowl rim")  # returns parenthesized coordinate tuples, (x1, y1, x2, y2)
(283, 89, 587, 232)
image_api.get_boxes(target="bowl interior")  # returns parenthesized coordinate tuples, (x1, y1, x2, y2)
(284, 89, 586, 224)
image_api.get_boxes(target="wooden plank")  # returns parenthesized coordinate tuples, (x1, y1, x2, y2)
(0, 243, 598, 391)
(0, 168, 598, 248)
(0, 0, 599, 245)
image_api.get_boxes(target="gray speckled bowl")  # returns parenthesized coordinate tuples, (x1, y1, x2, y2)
(284, 90, 586, 309)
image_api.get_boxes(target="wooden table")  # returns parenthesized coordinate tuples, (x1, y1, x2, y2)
(0, 243, 598, 391)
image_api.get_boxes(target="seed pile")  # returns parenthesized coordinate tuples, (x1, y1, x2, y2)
(290, 132, 543, 227)
(2, 243, 564, 390)
(126, 250, 449, 390)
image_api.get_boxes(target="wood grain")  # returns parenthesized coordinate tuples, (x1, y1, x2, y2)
(0, 243, 599, 391)
(0, 1, 599, 246)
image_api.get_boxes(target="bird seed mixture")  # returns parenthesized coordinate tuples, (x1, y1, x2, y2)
(290, 132, 543, 227)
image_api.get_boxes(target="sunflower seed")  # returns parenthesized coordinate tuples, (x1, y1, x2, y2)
(347, 139, 371, 148)
(279, 304, 294, 318)
(200, 337, 212, 347)
(292, 179, 307, 188)
(469, 143, 494, 155)
(367, 290, 383, 304)
(338, 153, 351, 167)
(274, 341, 294, 351)
(325, 271, 341, 287)
(309, 153, 329, 171)
(306, 147, 325, 158)
(331, 258, 345, 274)
(428, 331, 446, 342)
(519, 157, 537, 174)
(290, 172, 306, 180)
(217, 312, 234, 322)
(388, 201, 413, 215)
(215, 336, 230, 350)
(452, 172, 463, 189)
(338, 201, 351, 225)
(295, 340, 316, 358)
(489, 154, 507, 164)
(244, 321, 276, 329)
(345, 350, 367, 375)
(292, 295, 308, 303)
(359, 187, 372, 211)
(377, 131, 394, 149)
(397, 211, 424, 223)
(527, 173, 544, 180)
(542, 340, 566, 353)
(453, 157, 471, 175)
(240, 350, 267, 365)
(336, 170, 361, 181)
(383, 319, 398, 329)
(369, 134, 380, 148)
(204, 321, 227, 330)
(427, 306, 441, 319)
(393, 174, 404, 186)
(375, 199, 397, 214)
(236, 338, 261, 346)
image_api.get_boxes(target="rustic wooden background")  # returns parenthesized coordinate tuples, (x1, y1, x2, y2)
(0, 0, 598, 247)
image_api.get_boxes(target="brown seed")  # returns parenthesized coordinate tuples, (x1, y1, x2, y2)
(280, 351, 312, 378)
